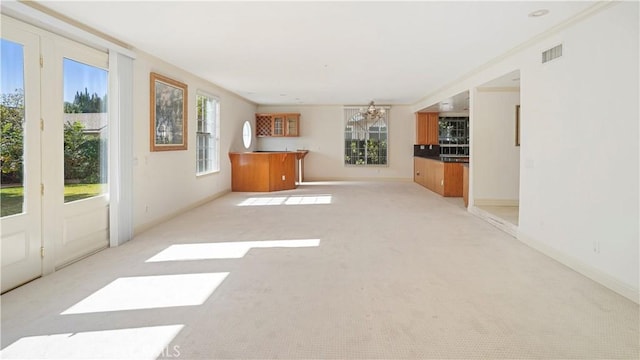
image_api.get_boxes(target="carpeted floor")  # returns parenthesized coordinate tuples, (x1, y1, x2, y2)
(1, 181, 638, 359)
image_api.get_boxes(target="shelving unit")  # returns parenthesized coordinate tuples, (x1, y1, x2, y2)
(255, 113, 300, 137)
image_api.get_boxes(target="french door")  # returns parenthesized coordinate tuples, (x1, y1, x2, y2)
(50, 41, 110, 269)
(1, 17, 110, 293)
(0, 26, 43, 293)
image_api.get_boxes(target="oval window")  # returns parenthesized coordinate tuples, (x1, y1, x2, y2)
(242, 121, 252, 149)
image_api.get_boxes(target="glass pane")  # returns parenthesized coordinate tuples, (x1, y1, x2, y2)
(63, 58, 108, 203)
(287, 117, 297, 136)
(1, 39, 26, 217)
(273, 117, 283, 135)
(196, 96, 218, 175)
(197, 134, 203, 168)
(196, 95, 204, 132)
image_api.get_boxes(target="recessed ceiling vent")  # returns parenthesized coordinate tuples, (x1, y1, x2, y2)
(542, 44, 563, 63)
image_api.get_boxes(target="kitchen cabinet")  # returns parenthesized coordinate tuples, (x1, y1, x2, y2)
(256, 113, 300, 137)
(413, 157, 464, 197)
(414, 157, 427, 186)
(443, 161, 463, 197)
(432, 161, 445, 195)
(463, 164, 469, 208)
(415, 112, 439, 145)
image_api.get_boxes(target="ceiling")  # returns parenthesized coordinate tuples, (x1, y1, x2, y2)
(33, 1, 595, 106)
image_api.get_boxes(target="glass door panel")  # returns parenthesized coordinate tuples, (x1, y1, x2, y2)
(273, 116, 284, 136)
(1, 39, 26, 216)
(54, 45, 109, 269)
(62, 58, 108, 203)
(286, 115, 298, 136)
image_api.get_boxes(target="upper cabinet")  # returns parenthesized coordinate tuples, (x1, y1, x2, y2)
(256, 113, 300, 137)
(285, 114, 299, 136)
(415, 112, 439, 145)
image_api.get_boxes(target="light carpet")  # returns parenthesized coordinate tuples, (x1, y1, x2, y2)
(1, 181, 638, 359)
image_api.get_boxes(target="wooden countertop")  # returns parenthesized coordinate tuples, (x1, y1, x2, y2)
(229, 150, 309, 160)
(414, 155, 469, 163)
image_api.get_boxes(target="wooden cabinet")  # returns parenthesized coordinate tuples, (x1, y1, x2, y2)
(414, 157, 427, 186)
(432, 161, 445, 195)
(443, 161, 463, 197)
(229, 152, 298, 192)
(413, 157, 464, 197)
(269, 153, 296, 191)
(285, 114, 299, 136)
(415, 112, 439, 145)
(416, 115, 428, 144)
(256, 113, 300, 137)
(462, 164, 469, 208)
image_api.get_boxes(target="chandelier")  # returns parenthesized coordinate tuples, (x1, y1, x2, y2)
(358, 101, 386, 121)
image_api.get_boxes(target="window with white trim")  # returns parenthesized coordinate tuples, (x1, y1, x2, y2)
(196, 93, 219, 175)
(344, 106, 388, 166)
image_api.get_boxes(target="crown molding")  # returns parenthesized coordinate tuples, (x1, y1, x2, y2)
(2, 0, 136, 58)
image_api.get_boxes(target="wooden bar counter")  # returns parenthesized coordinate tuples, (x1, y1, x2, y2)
(229, 151, 308, 192)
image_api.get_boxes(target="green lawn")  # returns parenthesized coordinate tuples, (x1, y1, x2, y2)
(63, 183, 105, 203)
(0, 187, 24, 217)
(1, 184, 104, 217)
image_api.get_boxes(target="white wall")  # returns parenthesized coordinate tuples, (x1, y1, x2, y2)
(414, 2, 639, 301)
(132, 52, 256, 234)
(472, 90, 520, 202)
(256, 105, 414, 181)
(519, 3, 638, 300)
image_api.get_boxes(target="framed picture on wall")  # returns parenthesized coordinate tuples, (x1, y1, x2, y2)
(515, 105, 521, 147)
(150, 72, 188, 151)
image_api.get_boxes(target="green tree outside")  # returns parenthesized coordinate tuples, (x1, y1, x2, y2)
(1, 89, 106, 216)
(1, 89, 25, 184)
(64, 88, 107, 114)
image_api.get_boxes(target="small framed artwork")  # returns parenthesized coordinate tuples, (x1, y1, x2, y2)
(150, 72, 188, 151)
(515, 105, 521, 147)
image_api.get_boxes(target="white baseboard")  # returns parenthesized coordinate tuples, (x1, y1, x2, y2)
(517, 232, 639, 304)
(468, 206, 518, 237)
(469, 205, 639, 304)
(303, 177, 412, 183)
(474, 199, 520, 206)
(133, 189, 230, 236)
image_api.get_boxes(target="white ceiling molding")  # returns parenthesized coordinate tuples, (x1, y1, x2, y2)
(1, 0, 136, 59)
(477, 87, 520, 93)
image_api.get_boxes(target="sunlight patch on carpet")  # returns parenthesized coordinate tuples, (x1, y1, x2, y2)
(0, 325, 184, 359)
(61, 273, 228, 314)
(146, 239, 321, 262)
(238, 195, 331, 206)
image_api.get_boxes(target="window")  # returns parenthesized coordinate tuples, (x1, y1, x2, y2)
(344, 107, 388, 166)
(439, 116, 470, 157)
(242, 121, 252, 149)
(196, 93, 219, 175)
